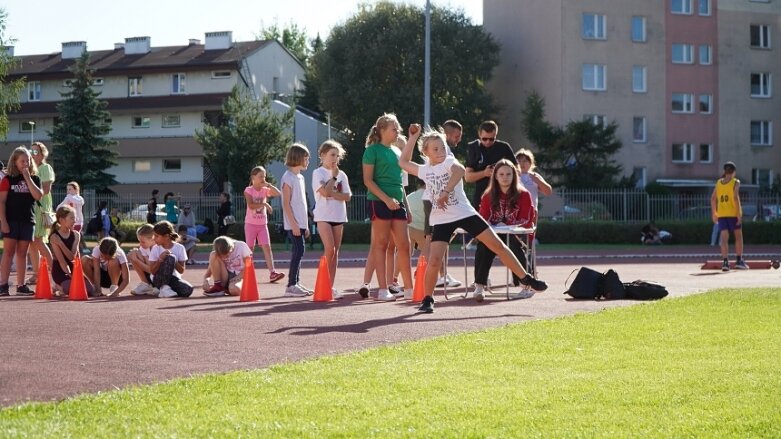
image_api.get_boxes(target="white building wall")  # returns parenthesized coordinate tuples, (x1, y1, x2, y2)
(110, 156, 202, 184)
(109, 112, 204, 138)
(244, 42, 304, 99)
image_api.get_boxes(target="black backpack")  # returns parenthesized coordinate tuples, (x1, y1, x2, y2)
(85, 211, 102, 235)
(601, 269, 626, 300)
(623, 280, 669, 300)
(564, 267, 604, 299)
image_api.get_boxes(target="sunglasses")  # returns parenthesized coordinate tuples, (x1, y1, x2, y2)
(31, 150, 40, 155)
(481, 137, 496, 142)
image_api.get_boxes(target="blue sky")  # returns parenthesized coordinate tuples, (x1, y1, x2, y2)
(3, 0, 483, 55)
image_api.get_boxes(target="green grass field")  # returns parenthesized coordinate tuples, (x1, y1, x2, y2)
(2, 289, 780, 437)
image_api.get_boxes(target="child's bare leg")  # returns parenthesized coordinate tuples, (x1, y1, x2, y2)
(719, 229, 729, 259)
(260, 244, 276, 273)
(734, 229, 744, 257)
(106, 259, 121, 296)
(425, 241, 447, 295)
(369, 221, 392, 289)
(207, 251, 230, 285)
(390, 220, 413, 290)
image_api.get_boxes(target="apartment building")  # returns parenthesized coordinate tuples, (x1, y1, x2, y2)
(485, 0, 780, 192)
(2, 32, 313, 194)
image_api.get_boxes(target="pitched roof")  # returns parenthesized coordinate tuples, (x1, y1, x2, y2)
(9, 40, 271, 79)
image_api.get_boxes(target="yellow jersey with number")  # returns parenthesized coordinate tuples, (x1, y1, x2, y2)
(715, 177, 739, 218)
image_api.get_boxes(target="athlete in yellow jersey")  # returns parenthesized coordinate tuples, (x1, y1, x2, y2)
(710, 161, 748, 271)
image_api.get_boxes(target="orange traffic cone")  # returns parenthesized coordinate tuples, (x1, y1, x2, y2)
(69, 257, 89, 301)
(34, 258, 53, 300)
(312, 256, 333, 302)
(412, 256, 427, 303)
(239, 257, 259, 302)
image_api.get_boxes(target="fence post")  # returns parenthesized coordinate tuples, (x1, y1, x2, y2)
(646, 192, 651, 223)
(622, 188, 627, 223)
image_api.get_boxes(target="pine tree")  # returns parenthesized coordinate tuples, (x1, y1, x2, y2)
(49, 52, 117, 192)
(0, 9, 25, 138)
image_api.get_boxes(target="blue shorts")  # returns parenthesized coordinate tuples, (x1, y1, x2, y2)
(3, 220, 35, 241)
(369, 200, 408, 221)
(718, 217, 741, 233)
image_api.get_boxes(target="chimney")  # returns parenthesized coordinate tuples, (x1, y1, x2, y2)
(0, 46, 13, 57)
(188, 39, 201, 46)
(114, 42, 125, 50)
(62, 41, 87, 59)
(204, 31, 232, 50)
(124, 36, 151, 55)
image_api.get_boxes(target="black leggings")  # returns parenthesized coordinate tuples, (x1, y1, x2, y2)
(152, 255, 194, 297)
(473, 235, 528, 286)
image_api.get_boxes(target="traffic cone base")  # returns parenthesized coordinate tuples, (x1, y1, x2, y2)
(240, 257, 259, 302)
(69, 257, 89, 301)
(34, 258, 53, 300)
(313, 256, 333, 302)
(412, 256, 427, 303)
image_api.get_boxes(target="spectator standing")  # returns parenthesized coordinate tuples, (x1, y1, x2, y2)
(711, 161, 748, 271)
(147, 189, 159, 224)
(464, 121, 518, 209)
(216, 192, 232, 236)
(27, 142, 55, 286)
(57, 181, 85, 232)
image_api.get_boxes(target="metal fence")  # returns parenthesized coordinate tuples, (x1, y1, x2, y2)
(52, 188, 781, 225)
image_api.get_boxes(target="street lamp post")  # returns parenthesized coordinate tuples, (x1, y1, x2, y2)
(29, 121, 35, 146)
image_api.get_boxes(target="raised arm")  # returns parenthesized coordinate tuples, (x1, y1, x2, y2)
(399, 124, 422, 177)
(530, 171, 553, 196)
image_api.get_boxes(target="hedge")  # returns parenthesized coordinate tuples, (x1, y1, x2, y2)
(101, 219, 781, 246)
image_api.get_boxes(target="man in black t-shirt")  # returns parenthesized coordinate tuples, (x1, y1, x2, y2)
(464, 120, 518, 208)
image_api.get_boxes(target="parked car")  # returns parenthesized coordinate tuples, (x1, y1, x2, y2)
(127, 204, 166, 221)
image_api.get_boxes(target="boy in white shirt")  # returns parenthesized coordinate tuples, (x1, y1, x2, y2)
(128, 224, 159, 296)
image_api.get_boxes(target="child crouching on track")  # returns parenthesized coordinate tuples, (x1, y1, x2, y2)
(49, 205, 94, 297)
(127, 224, 158, 296)
(202, 236, 252, 297)
(399, 124, 548, 313)
(81, 236, 130, 297)
(148, 221, 193, 298)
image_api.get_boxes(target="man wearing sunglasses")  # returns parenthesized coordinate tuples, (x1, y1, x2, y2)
(464, 120, 518, 209)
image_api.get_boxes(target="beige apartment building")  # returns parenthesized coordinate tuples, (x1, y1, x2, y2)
(2, 32, 309, 194)
(485, 0, 780, 192)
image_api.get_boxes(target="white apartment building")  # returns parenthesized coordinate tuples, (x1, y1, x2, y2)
(2, 32, 324, 194)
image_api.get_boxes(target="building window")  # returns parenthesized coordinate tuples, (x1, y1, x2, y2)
(163, 159, 182, 172)
(582, 14, 606, 40)
(698, 0, 711, 15)
(752, 168, 773, 191)
(211, 71, 232, 79)
(632, 66, 647, 93)
(133, 160, 151, 172)
(633, 117, 647, 143)
(585, 114, 607, 127)
(672, 93, 695, 113)
(632, 167, 647, 190)
(751, 72, 772, 97)
(751, 120, 772, 146)
(20, 121, 34, 133)
(172, 73, 186, 94)
(699, 45, 712, 64)
(751, 24, 771, 49)
(28, 81, 41, 101)
(132, 116, 151, 128)
(672, 0, 692, 14)
(582, 64, 606, 91)
(93, 78, 105, 86)
(631, 16, 646, 42)
(672, 44, 694, 64)
(699, 94, 713, 113)
(672, 143, 695, 163)
(128, 77, 142, 97)
(699, 144, 713, 163)
(162, 114, 181, 128)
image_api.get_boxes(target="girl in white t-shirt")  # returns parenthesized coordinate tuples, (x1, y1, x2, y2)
(244, 166, 285, 283)
(148, 221, 192, 298)
(399, 125, 549, 313)
(57, 181, 85, 232)
(203, 236, 253, 297)
(281, 143, 312, 297)
(81, 237, 130, 297)
(312, 140, 352, 299)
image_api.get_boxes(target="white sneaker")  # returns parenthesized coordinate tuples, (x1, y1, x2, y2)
(473, 284, 485, 303)
(390, 285, 406, 298)
(297, 284, 314, 296)
(108, 284, 119, 296)
(158, 285, 178, 298)
(435, 276, 447, 287)
(511, 289, 535, 300)
(376, 288, 396, 301)
(131, 283, 153, 296)
(358, 283, 370, 298)
(332, 288, 344, 300)
(445, 274, 462, 288)
(284, 285, 309, 297)
(147, 287, 160, 296)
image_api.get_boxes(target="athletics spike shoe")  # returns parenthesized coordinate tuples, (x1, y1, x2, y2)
(417, 295, 435, 313)
(519, 275, 548, 292)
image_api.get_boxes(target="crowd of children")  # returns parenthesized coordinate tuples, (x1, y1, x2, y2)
(0, 124, 564, 312)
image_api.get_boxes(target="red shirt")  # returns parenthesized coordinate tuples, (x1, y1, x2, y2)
(479, 190, 536, 228)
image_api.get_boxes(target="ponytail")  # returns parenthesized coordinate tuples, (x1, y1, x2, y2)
(365, 125, 380, 147)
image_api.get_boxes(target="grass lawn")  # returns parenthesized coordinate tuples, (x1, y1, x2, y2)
(1, 289, 780, 437)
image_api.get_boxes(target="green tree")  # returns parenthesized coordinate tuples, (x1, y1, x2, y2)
(296, 34, 324, 113)
(49, 52, 117, 192)
(521, 91, 623, 188)
(258, 20, 310, 64)
(0, 9, 24, 139)
(310, 1, 500, 179)
(195, 86, 293, 192)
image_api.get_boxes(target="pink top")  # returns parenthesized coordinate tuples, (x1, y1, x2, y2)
(244, 186, 270, 225)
